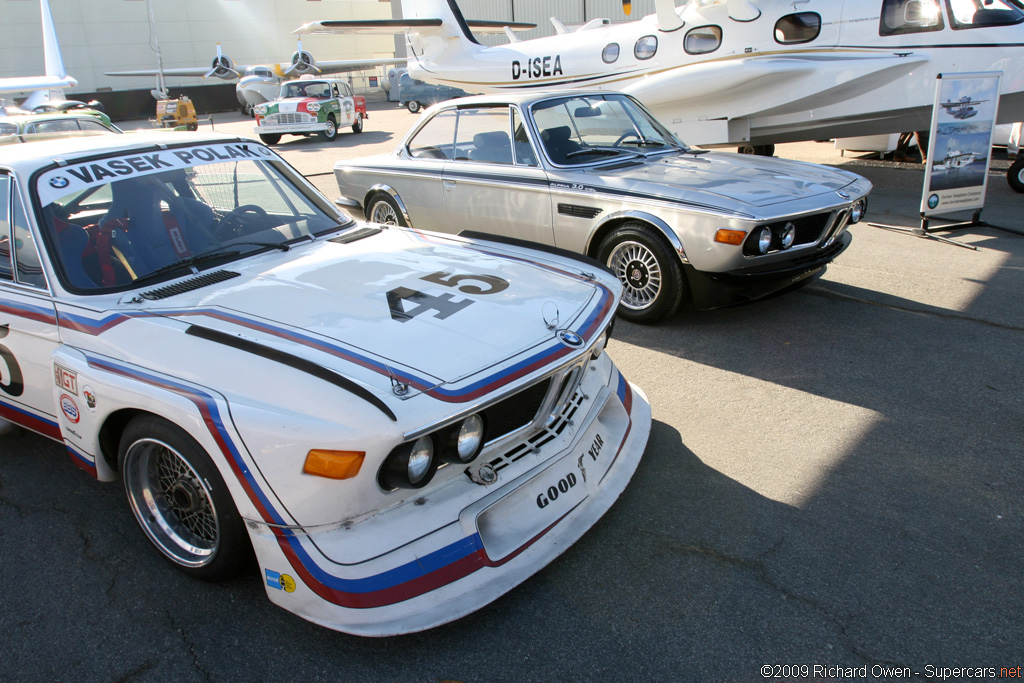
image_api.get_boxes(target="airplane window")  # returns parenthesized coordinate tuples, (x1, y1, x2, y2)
(775, 13, 822, 44)
(684, 26, 723, 55)
(880, 0, 945, 35)
(634, 35, 658, 60)
(603, 43, 620, 63)
(945, 0, 1024, 28)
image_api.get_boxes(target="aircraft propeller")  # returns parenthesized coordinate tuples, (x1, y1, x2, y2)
(286, 39, 321, 76)
(204, 43, 238, 79)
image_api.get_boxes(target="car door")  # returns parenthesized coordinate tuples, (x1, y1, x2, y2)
(441, 105, 554, 245)
(0, 172, 61, 439)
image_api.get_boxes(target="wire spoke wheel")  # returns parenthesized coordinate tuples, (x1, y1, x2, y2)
(123, 437, 220, 568)
(607, 240, 663, 310)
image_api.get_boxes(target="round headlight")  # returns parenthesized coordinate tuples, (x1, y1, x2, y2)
(406, 436, 434, 483)
(781, 222, 796, 249)
(379, 436, 437, 490)
(253, 105, 268, 116)
(456, 415, 484, 463)
(850, 200, 864, 223)
(757, 226, 773, 254)
(306, 101, 321, 112)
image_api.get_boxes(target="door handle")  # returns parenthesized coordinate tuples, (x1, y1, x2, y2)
(443, 179, 456, 191)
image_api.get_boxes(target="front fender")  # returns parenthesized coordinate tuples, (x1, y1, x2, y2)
(588, 210, 688, 264)
(364, 184, 414, 227)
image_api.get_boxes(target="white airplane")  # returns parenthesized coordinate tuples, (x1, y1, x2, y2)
(105, 41, 408, 115)
(0, 0, 77, 114)
(296, 0, 1024, 153)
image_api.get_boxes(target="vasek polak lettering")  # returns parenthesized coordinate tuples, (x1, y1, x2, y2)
(37, 143, 275, 205)
(512, 55, 563, 80)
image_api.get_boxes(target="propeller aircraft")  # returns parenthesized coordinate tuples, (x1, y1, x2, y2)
(105, 40, 407, 115)
(296, 0, 1024, 152)
(939, 95, 990, 120)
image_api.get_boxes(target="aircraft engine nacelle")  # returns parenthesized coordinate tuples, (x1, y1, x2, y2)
(290, 50, 318, 75)
(208, 52, 237, 80)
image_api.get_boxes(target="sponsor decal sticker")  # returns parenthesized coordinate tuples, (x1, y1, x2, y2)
(60, 394, 80, 424)
(54, 364, 78, 395)
(83, 385, 97, 411)
(266, 569, 296, 593)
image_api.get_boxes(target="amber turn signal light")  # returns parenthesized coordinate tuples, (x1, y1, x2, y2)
(303, 450, 365, 480)
(714, 229, 747, 246)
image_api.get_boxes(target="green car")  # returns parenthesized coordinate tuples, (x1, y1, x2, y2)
(253, 77, 367, 145)
(0, 112, 122, 145)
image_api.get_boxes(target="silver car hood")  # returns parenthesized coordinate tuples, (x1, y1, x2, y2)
(581, 151, 862, 211)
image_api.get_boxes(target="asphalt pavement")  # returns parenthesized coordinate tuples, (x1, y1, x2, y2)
(1, 100, 1022, 682)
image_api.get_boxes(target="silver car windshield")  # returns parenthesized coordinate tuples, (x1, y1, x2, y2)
(35, 141, 352, 293)
(531, 93, 685, 165)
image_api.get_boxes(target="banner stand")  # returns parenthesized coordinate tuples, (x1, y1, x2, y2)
(870, 72, 1022, 250)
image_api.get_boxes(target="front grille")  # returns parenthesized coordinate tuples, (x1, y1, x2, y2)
(485, 387, 585, 474)
(481, 378, 551, 442)
(266, 113, 310, 125)
(140, 270, 240, 300)
(743, 211, 833, 256)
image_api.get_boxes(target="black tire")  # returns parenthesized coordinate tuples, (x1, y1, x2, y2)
(598, 222, 686, 324)
(352, 114, 363, 134)
(737, 144, 775, 157)
(319, 116, 338, 142)
(258, 133, 281, 145)
(365, 194, 407, 226)
(406, 100, 421, 114)
(119, 415, 253, 581)
(186, 122, 198, 132)
(1008, 158, 1024, 193)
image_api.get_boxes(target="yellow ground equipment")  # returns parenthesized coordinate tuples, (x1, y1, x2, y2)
(151, 96, 198, 131)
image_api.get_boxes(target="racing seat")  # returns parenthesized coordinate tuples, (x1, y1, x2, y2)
(540, 126, 582, 165)
(469, 131, 513, 164)
(44, 207, 94, 289)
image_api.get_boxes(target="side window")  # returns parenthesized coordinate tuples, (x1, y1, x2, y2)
(407, 110, 458, 160)
(634, 35, 658, 60)
(684, 25, 723, 54)
(455, 107, 514, 165)
(880, 0, 945, 35)
(27, 119, 81, 134)
(12, 186, 46, 288)
(775, 12, 822, 43)
(0, 176, 13, 281)
(946, 0, 1024, 28)
(511, 108, 538, 167)
(602, 43, 620, 64)
(77, 119, 110, 132)
(0, 122, 16, 137)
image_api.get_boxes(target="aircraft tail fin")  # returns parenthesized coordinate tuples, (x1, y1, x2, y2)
(40, 0, 69, 81)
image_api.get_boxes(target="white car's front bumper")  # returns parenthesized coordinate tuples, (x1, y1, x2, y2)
(247, 368, 650, 636)
(254, 123, 328, 135)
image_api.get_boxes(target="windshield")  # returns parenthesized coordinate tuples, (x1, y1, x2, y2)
(35, 141, 351, 294)
(531, 93, 684, 165)
(281, 81, 331, 99)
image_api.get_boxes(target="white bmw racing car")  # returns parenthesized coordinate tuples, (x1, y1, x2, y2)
(0, 131, 650, 635)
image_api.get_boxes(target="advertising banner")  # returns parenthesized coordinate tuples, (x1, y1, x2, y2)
(921, 72, 1001, 217)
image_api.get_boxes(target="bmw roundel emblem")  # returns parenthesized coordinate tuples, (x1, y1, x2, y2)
(836, 190, 850, 200)
(557, 329, 584, 348)
(49, 175, 69, 189)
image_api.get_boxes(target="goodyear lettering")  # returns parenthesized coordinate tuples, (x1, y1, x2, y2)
(536, 472, 577, 508)
(512, 54, 563, 80)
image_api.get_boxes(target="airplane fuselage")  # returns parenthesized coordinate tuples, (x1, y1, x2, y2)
(406, 0, 1024, 146)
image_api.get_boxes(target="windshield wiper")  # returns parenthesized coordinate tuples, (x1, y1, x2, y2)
(130, 242, 288, 288)
(564, 146, 643, 160)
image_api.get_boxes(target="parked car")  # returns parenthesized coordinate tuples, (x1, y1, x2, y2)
(30, 98, 113, 128)
(254, 76, 366, 144)
(0, 112, 121, 144)
(334, 92, 872, 323)
(398, 72, 470, 113)
(0, 131, 649, 635)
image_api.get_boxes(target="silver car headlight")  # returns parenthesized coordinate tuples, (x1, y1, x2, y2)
(757, 226, 773, 254)
(780, 222, 796, 249)
(850, 199, 865, 223)
(306, 102, 321, 113)
(253, 105, 268, 116)
(379, 436, 437, 489)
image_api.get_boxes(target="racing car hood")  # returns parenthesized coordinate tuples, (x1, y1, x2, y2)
(127, 228, 612, 399)
(588, 150, 865, 211)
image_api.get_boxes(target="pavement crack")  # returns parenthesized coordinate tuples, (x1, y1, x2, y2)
(163, 609, 213, 682)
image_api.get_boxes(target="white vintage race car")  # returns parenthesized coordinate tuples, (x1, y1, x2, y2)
(0, 131, 650, 635)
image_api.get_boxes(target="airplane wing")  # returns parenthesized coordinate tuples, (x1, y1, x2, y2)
(624, 52, 930, 115)
(313, 58, 408, 74)
(104, 67, 227, 79)
(294, 19, 536, 36)
(0, 75, 78, 95)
